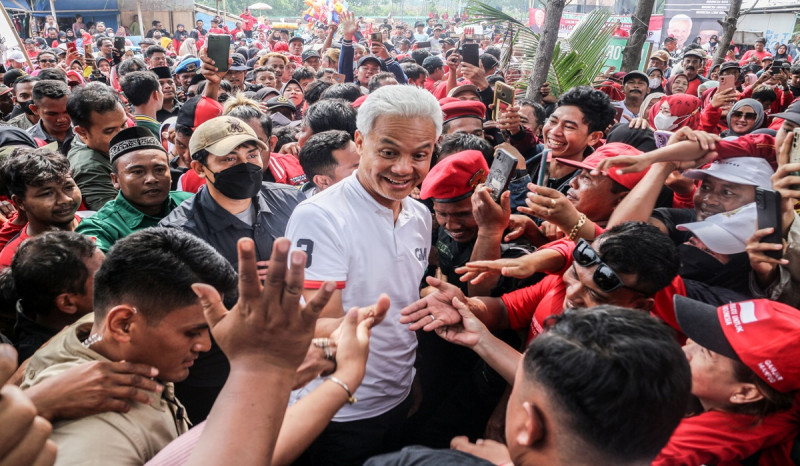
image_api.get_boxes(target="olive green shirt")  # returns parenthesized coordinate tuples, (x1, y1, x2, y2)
(76, 191, 193, 252)
(66, 137, 118, 211)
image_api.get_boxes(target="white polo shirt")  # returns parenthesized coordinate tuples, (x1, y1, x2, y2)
(285, 172, 431, 422)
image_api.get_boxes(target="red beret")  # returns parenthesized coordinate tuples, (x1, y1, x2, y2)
(440, 99, 486, 124)
(420, 150, 489, 202)
(272, 41, 289, 52)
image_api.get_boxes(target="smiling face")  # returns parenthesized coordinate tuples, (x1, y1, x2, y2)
(354, 115, 437, 210)
(671, 76, 689, 94)
(729, 105, 757, 134)
(542, 105, 597, 160)
(111, 149, 172, 216)
(693, 174, 756, 220)
(562, 260, 648, 310)
(15, 176, 81, 228)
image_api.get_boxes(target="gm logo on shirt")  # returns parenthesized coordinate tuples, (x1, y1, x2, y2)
(414, 248, 427, 262)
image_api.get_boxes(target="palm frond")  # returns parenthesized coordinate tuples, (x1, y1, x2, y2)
(465, 2, 613, 96)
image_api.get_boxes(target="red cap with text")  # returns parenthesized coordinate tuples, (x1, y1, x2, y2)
(420, 150, 489, 202)
(675, 296, 800, 393)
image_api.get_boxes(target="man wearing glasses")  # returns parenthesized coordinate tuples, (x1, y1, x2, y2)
(400, 222, 683, 383)
(36, 50, 58, 70)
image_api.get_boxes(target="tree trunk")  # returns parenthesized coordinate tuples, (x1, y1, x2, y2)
(711, 0, 743, 73)
(620, 0, 656, 72)
(525, 0, 566, 103)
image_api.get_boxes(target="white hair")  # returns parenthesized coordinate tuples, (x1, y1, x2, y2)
(356, 85, 442, 137)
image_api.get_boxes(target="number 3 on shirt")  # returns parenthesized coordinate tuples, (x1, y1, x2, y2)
(296, 239, 314, 268)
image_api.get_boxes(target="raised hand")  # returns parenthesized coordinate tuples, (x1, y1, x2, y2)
(399, 276, 466, 331)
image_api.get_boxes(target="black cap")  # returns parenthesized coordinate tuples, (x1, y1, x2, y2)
(109, 126, 166, 164)
(288, 36, 304, 44)
(230, 53, 251, 71)
(301, 49, 320, 61)
(756, 37, 766, 44)
(2, 69, 26, 87)
(422, 55, 444, 72)
(720, 61, 740, 72)
(622, 70, 648, 84)
(151, 66, 172, 80)
(358, 55, 384, 69)
(673, 295, 739, 361)
(266, 95, 296, 111)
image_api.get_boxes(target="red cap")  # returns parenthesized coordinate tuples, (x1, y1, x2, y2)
(176, 96, 224, 131)
(675, 296, 800, 393)
(555, 143, 647, 190)
(272, 41, 289, 52)
(420, 150, 489, 202)
(440, 99, 486, 123)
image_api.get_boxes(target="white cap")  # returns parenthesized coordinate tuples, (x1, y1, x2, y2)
(677, 202, 756, 254)
(8, 50, 25, 63)
(683, 157, 774, 189)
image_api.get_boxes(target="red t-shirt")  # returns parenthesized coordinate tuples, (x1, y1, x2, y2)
(500, 239, 686, 345)
(0, 216, 81, 269)
(654, 398, 800, 466)
(0, 214, 24, 250)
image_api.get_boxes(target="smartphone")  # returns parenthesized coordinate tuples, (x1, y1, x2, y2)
(535, 149, 549, 186)
(67, 42, 77, 53)
(370, 32, 382, 43)
(773, 59, 785, 69)
(790, 128, 800, 188)
(206, 34, 230, 73)
(113, 36, 125, 52)
(484, 149, 517, 202)
(654, 130, 672, 149)
(417, 41, 431, 49)
(462, 43, 479, 67)
(756, 187, 783, 259)
(493, 81, 515, 121)
(719, 74, 735, 93)
(332, 72, 345, 83)
(614, 106, 625, 122)
(84, 43, 93, 56)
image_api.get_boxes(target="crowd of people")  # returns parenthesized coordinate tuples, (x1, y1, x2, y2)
(0, 6, 799, 466)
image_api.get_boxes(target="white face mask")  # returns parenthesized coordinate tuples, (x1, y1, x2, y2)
(649, 78, 661, 88)
(654, 112, 680, 131)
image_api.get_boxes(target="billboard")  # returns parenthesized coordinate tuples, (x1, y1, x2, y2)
(529, 10, 663, 44)
(661, 0, 730, 50)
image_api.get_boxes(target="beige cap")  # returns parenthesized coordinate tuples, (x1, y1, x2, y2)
(189, 116, 268, 157)
(448, 83, 481, 99)
(650, 50, 670, 63)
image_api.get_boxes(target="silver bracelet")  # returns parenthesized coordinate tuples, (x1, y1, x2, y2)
(327, 376, 357, 404)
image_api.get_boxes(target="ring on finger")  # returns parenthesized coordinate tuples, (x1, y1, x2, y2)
(429, 314, 436, 322)
(550, 198, 556, 208)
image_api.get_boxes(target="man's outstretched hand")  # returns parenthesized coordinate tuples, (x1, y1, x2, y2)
(193, 238, 335, 372)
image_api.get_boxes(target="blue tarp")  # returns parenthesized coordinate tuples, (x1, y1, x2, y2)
(32, 0, 119, 29)
(2, 0, 31, 11)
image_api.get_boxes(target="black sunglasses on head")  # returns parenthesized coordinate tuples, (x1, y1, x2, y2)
(572, 239, 647, 295)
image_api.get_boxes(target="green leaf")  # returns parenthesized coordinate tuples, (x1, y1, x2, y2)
(465, 2, 613, 97)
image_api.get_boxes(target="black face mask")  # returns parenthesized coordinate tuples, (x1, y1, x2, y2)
(678, 243, 725, 281)
(206, 162, 263, 199)
(18, 100, 34, 116)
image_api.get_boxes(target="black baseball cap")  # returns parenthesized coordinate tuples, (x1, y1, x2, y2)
(358, 55, 384, 70)
(230, 53, 251, 71)
(772, 101, 800, 126)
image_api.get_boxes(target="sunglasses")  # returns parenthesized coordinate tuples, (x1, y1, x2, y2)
(572, 239, 647, 295)
(38, 59, 56, 63)
(731, 111, 757, 120)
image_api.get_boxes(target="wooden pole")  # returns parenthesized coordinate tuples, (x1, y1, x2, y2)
(620, 0, 656, 71)
(525, 0, 566, 103)
(711, 0, 743, 72)
(0, 3, 34, 70)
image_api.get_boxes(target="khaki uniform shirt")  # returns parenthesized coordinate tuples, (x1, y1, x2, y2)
(21, 314, 190, 466)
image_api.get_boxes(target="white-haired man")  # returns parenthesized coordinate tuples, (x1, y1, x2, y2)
(285, 85, 442, 465)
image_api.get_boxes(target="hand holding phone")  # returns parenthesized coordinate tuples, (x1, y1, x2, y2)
(206, 34, 230, 72)
(493, 81, 515, 121)
(756, 187, 784, 259)
(484, 149, 517, 202)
